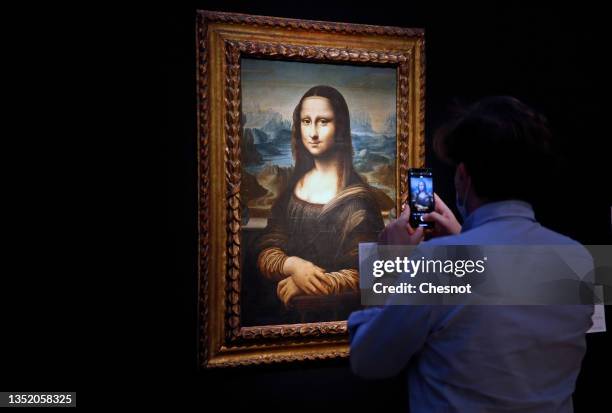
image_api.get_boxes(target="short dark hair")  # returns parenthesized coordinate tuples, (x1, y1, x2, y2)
(434, 96, 555, 204)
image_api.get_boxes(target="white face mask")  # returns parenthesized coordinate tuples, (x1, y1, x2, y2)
(456, 178, 471, 220)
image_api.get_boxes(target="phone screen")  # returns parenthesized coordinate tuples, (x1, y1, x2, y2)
(408, 168, 434, 228)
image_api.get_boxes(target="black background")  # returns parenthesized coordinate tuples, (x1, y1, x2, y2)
(159, 3, 612, 410)
(4, 2, 610, 410)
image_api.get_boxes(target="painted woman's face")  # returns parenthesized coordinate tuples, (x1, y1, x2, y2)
(300, 96, 336, 158)
(418, 181, 425, 192)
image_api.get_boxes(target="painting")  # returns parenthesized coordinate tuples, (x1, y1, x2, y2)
(240, 59, 398, 327)
(197, 10, 425, 367)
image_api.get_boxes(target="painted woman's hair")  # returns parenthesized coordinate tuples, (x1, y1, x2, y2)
(290, 85, 359, 190)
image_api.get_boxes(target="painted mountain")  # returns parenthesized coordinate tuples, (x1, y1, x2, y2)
(241, 110, 397, 221)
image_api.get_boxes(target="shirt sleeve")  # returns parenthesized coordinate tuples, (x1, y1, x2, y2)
(257, 247, 289, 281)
(256, 193, 291, 280)
(348, 304, 436, 379)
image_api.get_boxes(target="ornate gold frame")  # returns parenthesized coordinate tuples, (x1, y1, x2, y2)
(197, 10, 425, 367)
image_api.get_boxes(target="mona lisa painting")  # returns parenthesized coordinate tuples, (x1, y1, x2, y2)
(241, 60, 398, 327)
(198, 10, 425, 367)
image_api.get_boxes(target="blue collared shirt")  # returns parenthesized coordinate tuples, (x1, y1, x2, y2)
(348, 200, 594, 412)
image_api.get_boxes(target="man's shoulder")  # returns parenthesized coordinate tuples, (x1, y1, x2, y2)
(425, 220, 581, 247)
(533, 225, 581, 245)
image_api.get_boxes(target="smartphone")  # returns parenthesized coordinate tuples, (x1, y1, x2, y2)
(408, 168, 435, 228)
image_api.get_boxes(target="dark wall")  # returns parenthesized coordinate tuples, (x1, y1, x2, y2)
(162, 3, 611, 410)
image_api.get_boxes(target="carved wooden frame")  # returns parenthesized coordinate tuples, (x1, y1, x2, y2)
(197, 10, 425, 368)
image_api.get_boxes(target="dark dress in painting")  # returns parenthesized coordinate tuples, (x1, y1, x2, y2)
(254, 172, 384, 322)
(413, 189, 433, 211)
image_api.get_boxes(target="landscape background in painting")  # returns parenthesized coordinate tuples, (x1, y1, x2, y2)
(240, 58, 398, 227)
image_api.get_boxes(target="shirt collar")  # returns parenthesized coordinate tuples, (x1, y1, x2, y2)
(461, 200, 536, 232)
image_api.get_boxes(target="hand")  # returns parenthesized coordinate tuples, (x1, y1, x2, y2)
(282, 256, 328, 295)
(378, 203, 424, 245)
(277, 277, 303, 306)
(422, 193, 462, 237)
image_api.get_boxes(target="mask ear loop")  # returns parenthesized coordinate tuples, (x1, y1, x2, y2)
(462, 178, 471, 210)
(457, 176, 471, 219)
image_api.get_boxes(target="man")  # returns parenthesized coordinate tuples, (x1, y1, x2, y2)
(349, 97, 594, 412)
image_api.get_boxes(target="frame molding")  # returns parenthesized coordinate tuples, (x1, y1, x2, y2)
(197, 10, 425, 368)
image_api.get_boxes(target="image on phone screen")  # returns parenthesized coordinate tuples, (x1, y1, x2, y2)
(409, 168, 434, 228)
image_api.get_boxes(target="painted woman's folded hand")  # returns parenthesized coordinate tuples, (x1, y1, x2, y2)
(277, 277, 302, 306)
(282, 256, 327, 294)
